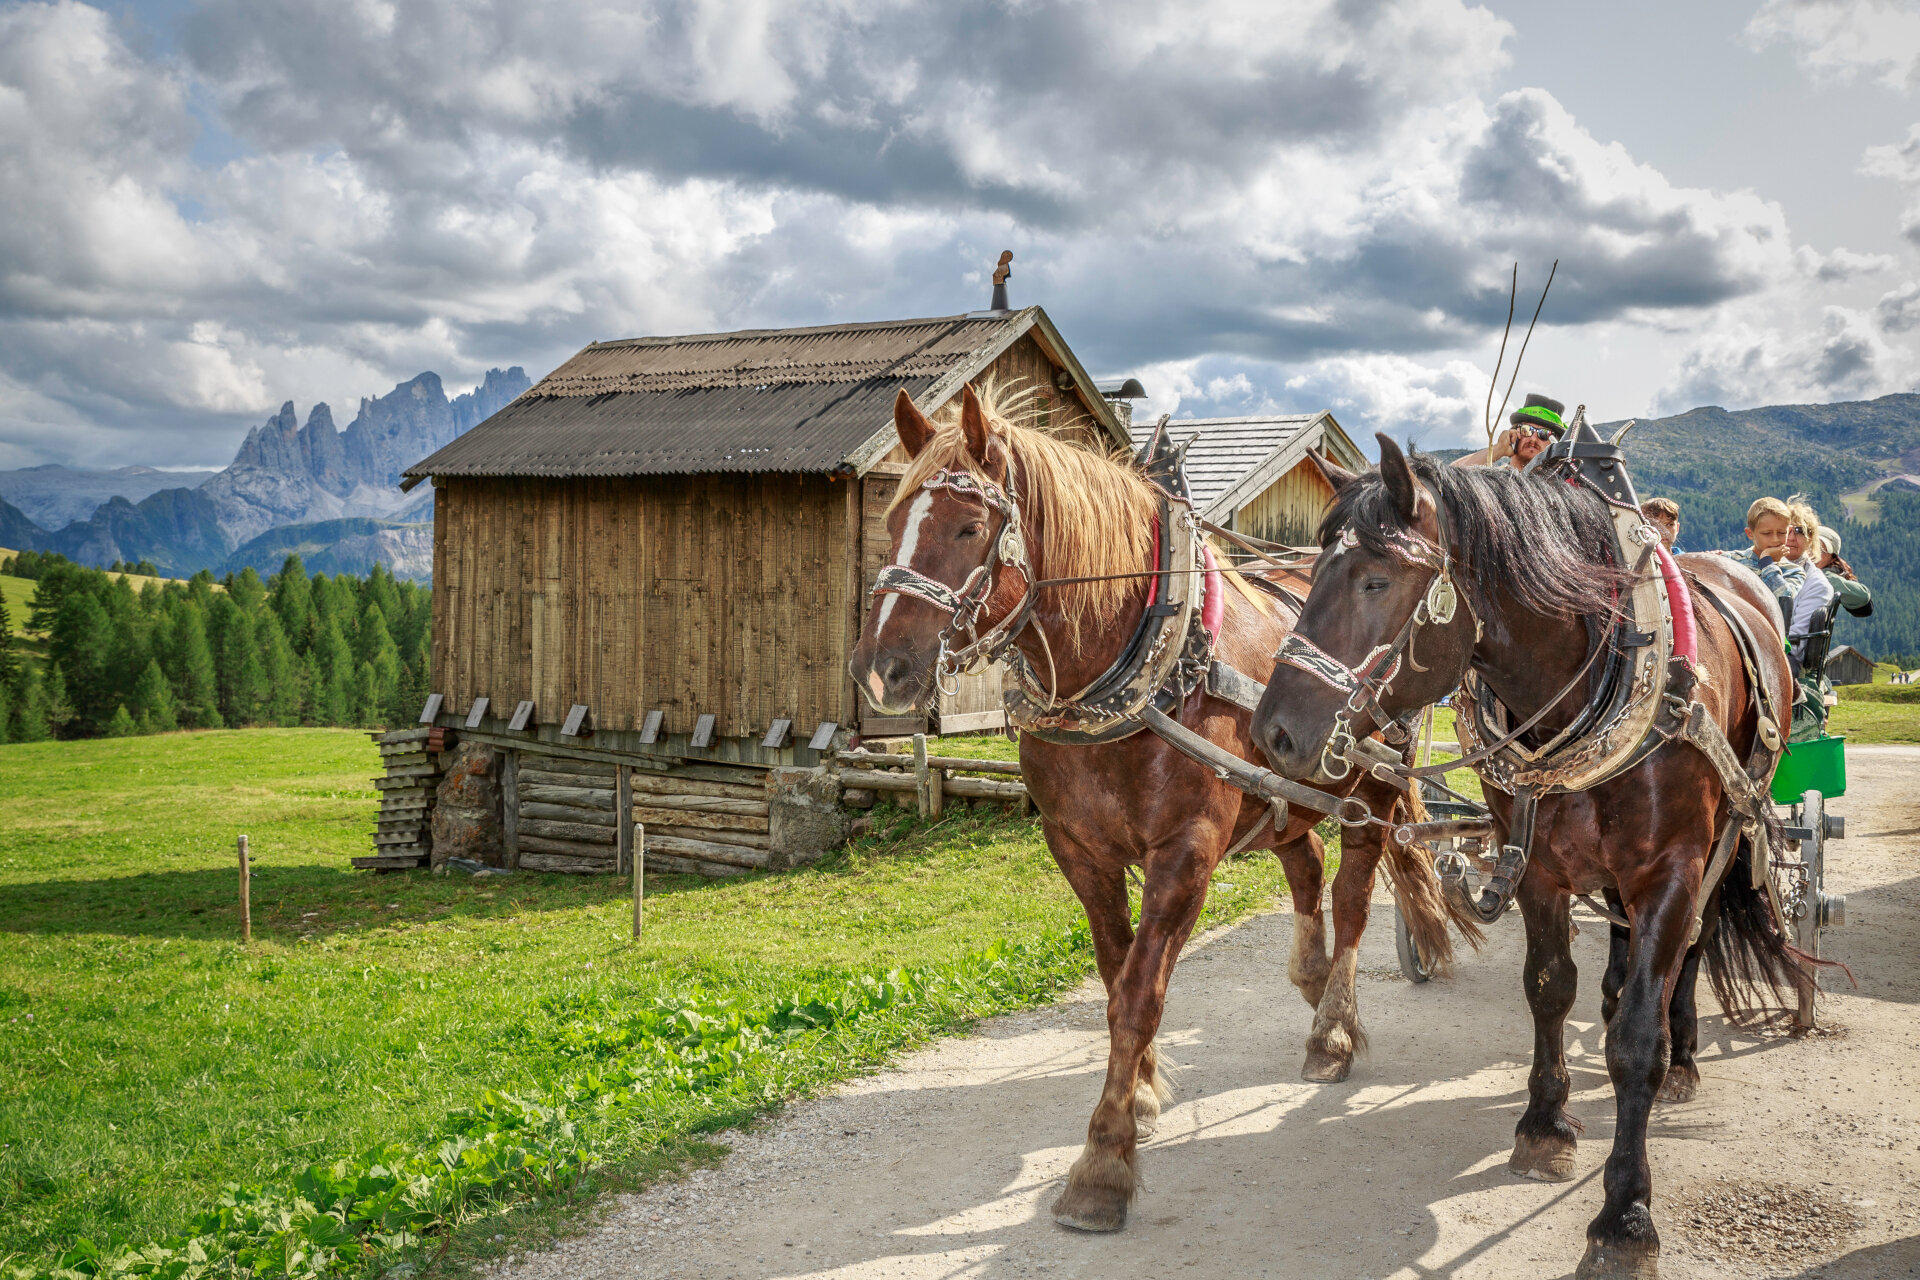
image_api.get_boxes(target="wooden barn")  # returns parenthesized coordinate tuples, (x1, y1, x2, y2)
(381, 306, 1132, 878)
(1173, 413, 1366, 556)
(1826, 645, 1874, 688)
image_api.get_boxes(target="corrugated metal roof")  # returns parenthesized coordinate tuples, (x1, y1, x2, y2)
(406, 314, 1014, 479)
(1167, 415, 1321, 511)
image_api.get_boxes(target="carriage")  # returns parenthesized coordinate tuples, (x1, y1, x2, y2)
(1393, 715, 1850, 1030)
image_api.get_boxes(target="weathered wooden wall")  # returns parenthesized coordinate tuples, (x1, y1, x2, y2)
(1233, 463, 1336, 549)
(433, 473, 858, 740)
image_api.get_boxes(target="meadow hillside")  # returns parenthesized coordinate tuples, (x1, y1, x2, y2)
(0, 729, 1295, 1279)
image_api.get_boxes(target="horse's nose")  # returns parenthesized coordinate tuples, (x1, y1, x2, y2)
(877, 653, 915, 690)
(1257, 720, 1293, 770)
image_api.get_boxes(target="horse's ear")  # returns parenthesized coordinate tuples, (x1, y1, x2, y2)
(894, 389, 933, 458)
(1311, 449, 1359, 491)
(1375, 433, 1430, 522)
(959, 384, 992, 464)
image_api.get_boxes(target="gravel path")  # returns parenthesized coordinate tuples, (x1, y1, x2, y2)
(487, 747, 1920, 1280)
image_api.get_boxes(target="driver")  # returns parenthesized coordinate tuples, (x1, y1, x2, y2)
(1453, 394, 1567, 469)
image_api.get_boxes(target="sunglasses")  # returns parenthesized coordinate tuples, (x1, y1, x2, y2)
(1516, 426, 1557, 441)
(1788, 525, 1810, 536)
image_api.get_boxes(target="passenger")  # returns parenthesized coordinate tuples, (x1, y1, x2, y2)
(1640, 497, 1680, 549)
(1453, 394, 1566, 469)
(1816, 527, 1873, 619)
(1783, 499, 1836, 645)
(1717, 496, 1799, 597)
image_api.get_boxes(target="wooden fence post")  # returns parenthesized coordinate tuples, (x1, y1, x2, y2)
(237, 834, 251, 943)
(913, 734, 930, 818)
(632, 823, 645, 940)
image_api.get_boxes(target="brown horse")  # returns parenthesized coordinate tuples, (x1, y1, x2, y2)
(848, 386, 1461, 1233)
(1251, 438, 1803, 1280)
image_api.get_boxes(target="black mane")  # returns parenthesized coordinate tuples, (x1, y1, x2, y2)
(1319, 451, 1625, 620)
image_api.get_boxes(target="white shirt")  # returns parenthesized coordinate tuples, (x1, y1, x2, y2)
(1787, 556, 1836, 638)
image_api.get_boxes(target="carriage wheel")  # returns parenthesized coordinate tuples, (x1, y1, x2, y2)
(1394, 905, 1433, 984)
(1793, 790, 1828, 1029)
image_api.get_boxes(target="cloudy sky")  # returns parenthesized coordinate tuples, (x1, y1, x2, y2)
(4, 0, 1920, 470)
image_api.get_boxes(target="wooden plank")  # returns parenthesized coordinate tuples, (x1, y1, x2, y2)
(839, 751, 1022, 775)
(520, 817, 617, 845)
(629, 773, 766, 802)
(418, 693, 444, 724)
(837, 768, 919, 792)
(944, 776, 1027, 800)
(561, 704, 592, 737)
(639, 709, 664, 744)
(516, 833, 617, 860)
(352, 854, 429, 870)
(502, 749, 520, 870)
(516, 754, 617, 778)
(518, 784, 615, 809)
(464, 696, 490, 729)
(517, 770, 616, 791)
(376, 727, 432, 745)
(616, 766, 633, 875)
(938, 708, 1007, 734)
(623, 793, 768, 817)
(643, 832, 773, 869)
(375, 778, 434, 793)
(631, 804, 769, 834)
(509, 699, 536, 732)
(690, 714, 716, 748)
(647, 824, 770, 851)
(520, 801, 618, 827)
(641, 850, 752, 879)
(373, 830, 427, 846)
(378, 764, 438, 780)
(518, 852, 613, 875)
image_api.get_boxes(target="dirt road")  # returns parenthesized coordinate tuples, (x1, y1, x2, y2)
(497, 747, 1920, 1280)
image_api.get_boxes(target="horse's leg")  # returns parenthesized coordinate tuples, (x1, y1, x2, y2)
(1041, 827, 1166, 1134)
(1510, 874, 1582, 1181)
(1053, 839, 1211, 1234)
(1655, 884, 1715, 1105)
(1272, 825, 1330, 1008)
(1601, 888, 1629, 1027)
(1302, 823, 1378, 1082)
(1578, 878, 1697, 1280)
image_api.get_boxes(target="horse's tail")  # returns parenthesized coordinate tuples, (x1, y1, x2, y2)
(1704, 810, 1814, 1024)
(1379, 783, 1485, 976)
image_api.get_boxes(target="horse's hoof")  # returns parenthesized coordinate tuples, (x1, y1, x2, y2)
(1301, 1048, 1352, 1083)
(1052, 1185, 1129, 1233)
(1510, 1131, 1578, 1182)
(1574, 1239, 1660, 1280)
(1654, 1064, 1698, 1104)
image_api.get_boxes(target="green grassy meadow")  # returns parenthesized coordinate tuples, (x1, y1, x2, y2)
(0, 729, 1295, 1275)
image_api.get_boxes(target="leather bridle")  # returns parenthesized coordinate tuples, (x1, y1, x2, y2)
(1270, 518, 1472, 781)
(868, 461, 1041, 696)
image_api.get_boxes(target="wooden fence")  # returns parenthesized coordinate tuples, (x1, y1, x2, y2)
(835, 735, 1029, 819)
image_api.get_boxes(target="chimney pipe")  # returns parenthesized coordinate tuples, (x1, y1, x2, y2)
(990, 250, 1013, 312)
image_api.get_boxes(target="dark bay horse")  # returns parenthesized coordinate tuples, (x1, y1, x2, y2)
(1251, 437, 1801, 1280)
(849, 387, 1465, 1232)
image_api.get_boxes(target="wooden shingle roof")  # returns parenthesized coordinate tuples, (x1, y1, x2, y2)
(404, 308, 1125, 483)
(1163, 412, 1364, 519)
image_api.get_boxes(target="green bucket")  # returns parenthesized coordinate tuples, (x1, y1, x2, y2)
(1771, 734, 1846, 804)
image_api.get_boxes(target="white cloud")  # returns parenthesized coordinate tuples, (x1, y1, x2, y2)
(1748, 0, 1920, 91)
(1657, 305, 1910, 413)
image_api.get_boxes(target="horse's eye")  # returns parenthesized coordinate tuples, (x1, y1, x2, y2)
(958, 523, 985, 541)
(1362, 577, 1390, 594)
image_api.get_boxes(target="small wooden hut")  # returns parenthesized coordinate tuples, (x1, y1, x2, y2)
(387, 307, 1130, 877)
(1172, 413, 1365, 555)
(1826, 645, 1874, 688)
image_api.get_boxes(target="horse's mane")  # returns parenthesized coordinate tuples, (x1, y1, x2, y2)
(891, 379, 1158, 653)
(1318, 450, 1624, 620)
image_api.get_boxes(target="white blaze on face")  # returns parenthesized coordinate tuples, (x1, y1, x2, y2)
(867, 488, 937, 702)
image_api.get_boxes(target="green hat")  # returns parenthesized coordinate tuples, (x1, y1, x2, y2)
(1510, 393, 1566, 435)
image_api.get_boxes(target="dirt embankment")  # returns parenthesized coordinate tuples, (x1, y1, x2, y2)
(493, 747, 1920, 1280)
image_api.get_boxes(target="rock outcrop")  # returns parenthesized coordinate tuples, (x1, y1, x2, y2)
(431, 741, 505, 870)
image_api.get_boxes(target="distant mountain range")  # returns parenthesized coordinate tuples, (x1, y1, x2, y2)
(0, 367, 528, 580)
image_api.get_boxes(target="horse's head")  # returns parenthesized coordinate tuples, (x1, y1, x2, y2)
(849, 385, 1023, 715)
(1253, 435, 1479, 784)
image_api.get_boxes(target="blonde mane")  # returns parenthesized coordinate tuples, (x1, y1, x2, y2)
(891, 380, 1158, 653)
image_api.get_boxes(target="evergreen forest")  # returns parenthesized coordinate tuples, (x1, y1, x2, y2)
(0, 551, 429, 742)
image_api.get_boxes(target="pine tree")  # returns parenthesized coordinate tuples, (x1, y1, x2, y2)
(256, 610, 302, 725)
(50, 593, 114, 734)
(313, 615, 355, 726)
(215, 602, 266, 727)
(0, 593, 17, 690)
(43, 661, 74, 738)
(271, 555, 314, 653)
(229, 566, 267, 615)
(106, 704, 137, 737)
(174, 606, 223, 729)
(11, 669, 45, 742)
(302, 648, 325, 725)
(0, 674, 11, 745)
(356, 660, 380, 727)
(132, 658, 178, 734)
